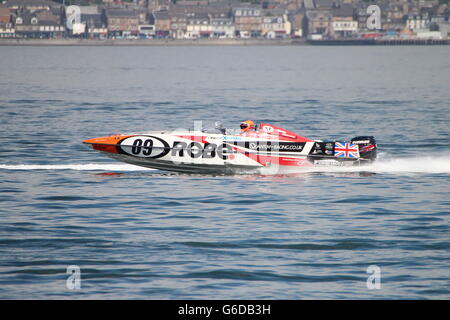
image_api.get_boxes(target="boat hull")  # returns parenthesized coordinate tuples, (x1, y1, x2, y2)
(83, 124, 377, 174)
(105, 152, 261, 174)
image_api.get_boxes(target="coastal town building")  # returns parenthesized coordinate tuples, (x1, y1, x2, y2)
(355, 4, 371, 32)
(106, 9, 140, 38)
(382, 17, 408, 34)
(261, 14, 291, 38)
(208, 1, 232, 18)
(314, 0, 335, 10)
(303, 0, 315, 10)
(148, 0, 171, 12)
(5, 0, 60, 11)
(0, 6, 12, 23)
(151, 10, 170, 38)
(415, 29, 443, 39)
(79, 7, 107, 39)
(210, 17, 234, 38)
(406, 14, 429, 30)
(330, 4, 357, 38)
(331, 17, 358, 38)
(139, 24, 155, 38)
(305, 9, 333, 38)
(288, 8, 306, 37)
(169, 12, 187, 39)
(14, 7, 64, 38)
(233, 6, 263, 38)
(0, 0, 447, 41)
(0, 6, 14, 37)
(185, 12, 211, 39)
(383, 1, 407, 21)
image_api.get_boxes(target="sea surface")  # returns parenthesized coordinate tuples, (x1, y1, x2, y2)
(0, 46, 449, 299)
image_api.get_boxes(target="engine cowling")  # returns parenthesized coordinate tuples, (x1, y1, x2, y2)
(351, 136, 377, 162)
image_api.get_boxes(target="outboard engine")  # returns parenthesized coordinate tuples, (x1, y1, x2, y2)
(351, 136, 377, 162)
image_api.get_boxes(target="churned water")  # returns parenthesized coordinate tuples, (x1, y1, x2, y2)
(0, 46, 449, 299)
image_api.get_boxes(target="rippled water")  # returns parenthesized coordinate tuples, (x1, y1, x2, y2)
(0, 46, 449, 299)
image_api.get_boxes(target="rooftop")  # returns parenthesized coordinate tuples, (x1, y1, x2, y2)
(332, 4, 354, 18)
(5, 0, 59, 8)
(79, 6, 100, 15)
(314, 0, 335, 9)
(106, 10, 139, 18)
(153, 10, 170, 20)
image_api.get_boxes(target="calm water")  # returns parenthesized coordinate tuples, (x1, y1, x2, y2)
(0, 46, 449, 299)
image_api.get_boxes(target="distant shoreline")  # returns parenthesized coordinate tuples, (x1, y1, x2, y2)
(0, 38, 447, 46)
(0, 38, 306, 46)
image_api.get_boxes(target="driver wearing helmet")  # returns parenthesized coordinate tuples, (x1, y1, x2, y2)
(240, 120, 256, 133)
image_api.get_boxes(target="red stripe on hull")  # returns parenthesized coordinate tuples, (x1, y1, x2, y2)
(233, 147, 312, 167)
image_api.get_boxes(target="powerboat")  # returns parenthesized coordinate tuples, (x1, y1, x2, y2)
(83, 122, 377, 174)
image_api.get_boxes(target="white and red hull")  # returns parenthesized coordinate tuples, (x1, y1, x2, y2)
(83, 123, 377, 174)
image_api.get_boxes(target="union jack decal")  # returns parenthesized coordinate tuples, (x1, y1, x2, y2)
(334, 142, 360, 158)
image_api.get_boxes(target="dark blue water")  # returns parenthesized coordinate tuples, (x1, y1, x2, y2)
(0, 46, 449, 299)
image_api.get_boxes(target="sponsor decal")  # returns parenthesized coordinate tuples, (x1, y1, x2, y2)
(352, 140, 371, 144)
(247, 142, 304, 152)
(361, 144, 375, 151)
(314, 159, 345, 166)
(120, 136, 234, 160)
(334, 142, 360, 158)
(222, 136, 243, 141)
(171, 141, 232, 160)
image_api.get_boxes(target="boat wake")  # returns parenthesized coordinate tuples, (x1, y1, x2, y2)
(0, 156, 449, 175)
(0, 163, 155, 171)
(300, 156, 450, 175)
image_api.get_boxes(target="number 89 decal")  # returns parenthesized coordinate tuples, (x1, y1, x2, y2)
(118, 136, 170, 159)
